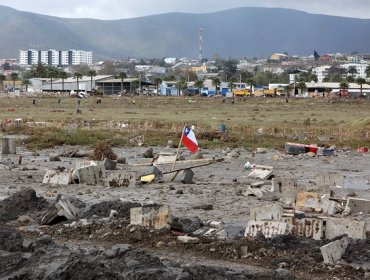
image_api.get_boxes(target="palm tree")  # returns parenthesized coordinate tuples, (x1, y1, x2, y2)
(0, 74, 6, 91)
(118, 71, 127, 93)
(247, 78, 256, 94)
(176, 78, 187, 96)
(296, 80, 307, 96)
(284, 84, 292, 97)
(74, 72, 83, 92)
(194, 79, 204, 95)
(21, 79, 32, 92)
(356, 77, 366, 97)
(47, 67, 57, 92)
(59, 71, 68, 92)
(32, 62, 47, 77)
(211, 76, 220, 94)
(154, 77, 162, 95)
(10, 72, 18, 89)
(88, 69, 97, 92)
(339, 81, 349, 98)
(228, 77, 237, 93)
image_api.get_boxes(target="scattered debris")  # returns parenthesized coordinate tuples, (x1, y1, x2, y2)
(130, 204, 169, 229)
(247, 165, 274, 180)
(320, 235, 349, 265)
(285, 142, 318, 155)
(90, 141, 117, 160)
(41, 195, 77, 225)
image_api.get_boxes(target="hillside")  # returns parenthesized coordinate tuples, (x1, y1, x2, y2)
(1, 5, 370, 59)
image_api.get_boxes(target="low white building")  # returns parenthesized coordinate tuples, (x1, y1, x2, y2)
(340, 63, 369, 78)
(312, 65, 331, 82)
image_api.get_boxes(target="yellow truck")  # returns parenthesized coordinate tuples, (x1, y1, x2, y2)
(233, 89, 251, 96)
(263, 88, 285, 97)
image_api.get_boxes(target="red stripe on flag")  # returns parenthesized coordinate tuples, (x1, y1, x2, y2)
(182, 135, 198, 153)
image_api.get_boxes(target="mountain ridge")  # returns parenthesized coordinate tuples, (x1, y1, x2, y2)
(1, 5, 370, 60)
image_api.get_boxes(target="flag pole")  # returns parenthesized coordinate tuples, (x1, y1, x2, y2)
(172, 124, 186, 171)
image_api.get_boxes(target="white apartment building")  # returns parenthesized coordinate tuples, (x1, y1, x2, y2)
(340, 63, 369, 78)
(312, 65, 331, 82)
(19, 49, 93, 66)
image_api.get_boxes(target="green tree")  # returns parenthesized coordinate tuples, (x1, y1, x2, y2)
(346, 76, 355, 83)
(296, 80, 307, 96)
(348, 66, 358, 76)
(10, 72, 18, 88)
(339, 81, 349, 98)
(0, 74, 6, 91)
(74, 72, 83, 92)
(211, 76, 221, 94)
(356, 77, 367, 97)
(88, 69, 97, 92)
(59, 71, 68, 92)
(247, 78, 256, 94)
(21, 79, 32, 92)
(366, 65, 370, 78)
(154, 77, 162, 95)
(194, 79, 204, 95)
(32, 62, 47, 78)
(118, 71, 127, 93)
(46, 67, 58, 91)
(176, 78, 187, 96)
(228, 77, 237, 92)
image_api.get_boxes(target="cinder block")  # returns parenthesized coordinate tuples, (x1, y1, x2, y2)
(74, 164, 105, 185)
(320, 235, 349, 265)
(245, 221, 290, 238)
(180, 169, 194, 184)
(346, 198, 370, 215)
(1, 137, 16, 154)
(130, 204, 169, 229)
(250, 204, 283, 221)
(103, 158, 117, 170)
(326, 218, 366, 239)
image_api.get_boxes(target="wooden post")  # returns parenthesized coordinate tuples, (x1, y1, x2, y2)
(171, 124, 186, 171)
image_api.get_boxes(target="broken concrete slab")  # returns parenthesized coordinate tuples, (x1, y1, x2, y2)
(244, 186, 273, 198)
(42, 170, 72, 186)
(346, 198, 370, 215)
(296, 192, 319, 209)
(326, 218, 367, 239)
(104, 171, 136, 188)
(286, 216, 325, 240)
(153, 155, 177, 165)
(130, 204, 169, 229)
(41, 196, 77, 225)
(73, 164, 105, 185)
(320, 235, 349, 265)
(192, 225, 245, 241)
(75, 160, 98, 169)
(250, 204, 283, 221)
(170, 216, 202, 233)
(245, 221, 290, 238)
(247, 165, 273, 180)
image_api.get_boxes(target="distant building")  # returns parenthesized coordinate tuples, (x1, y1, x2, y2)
(269, 53, 288, 62)
(312, 65, 331, 82)
(340, 63, 368, 78)
(19, 49, 93, 66)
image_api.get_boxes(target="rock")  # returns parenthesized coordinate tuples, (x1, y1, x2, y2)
(256, 148, 268, 154)
(143, 148, 154, 158)
(17, 215, 31, 224)
(116, 157, 126, 164)
(49, 155, 61, 161)
(176, 190, 184, 195)
(177, 236, 200, 243)
(170, 216, 202, 233)
(274, 268, 295, 280)
(192, 204, 213, 211)
(228, 150, 240, 158)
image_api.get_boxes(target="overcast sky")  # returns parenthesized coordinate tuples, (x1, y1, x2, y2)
(1, 0, 370, 20)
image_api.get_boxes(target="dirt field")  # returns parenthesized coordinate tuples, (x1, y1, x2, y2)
(0, 140, 370, 279)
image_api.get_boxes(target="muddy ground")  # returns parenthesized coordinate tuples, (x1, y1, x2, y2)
(0, 143, 370, 279)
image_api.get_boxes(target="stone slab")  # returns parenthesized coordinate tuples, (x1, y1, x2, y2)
(42, 170, 72, 186)
(104, 171, 136, 188)
(250, 204, 283, 221)
(130, 204, 169, 229)
(317, 172, 343, 187)
(346, 198, 370, 215)
(74, 164, 105, 185)
(320, 235, 349, 265)
(326, 218, 366, 239)
(245, 221, 290, 238)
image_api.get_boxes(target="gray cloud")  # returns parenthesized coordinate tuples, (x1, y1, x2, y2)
(1, 0, 370, 19)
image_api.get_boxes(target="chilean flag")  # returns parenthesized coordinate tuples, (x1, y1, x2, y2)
(182, 126, 198, 153)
